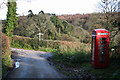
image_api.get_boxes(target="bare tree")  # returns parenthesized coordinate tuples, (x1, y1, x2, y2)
(0, 0, 8, 9)
(98, 0, 120, 48)
(0, 0, 5, 9)
(98, 0, 119, 30)
(99, 0, 118, 13)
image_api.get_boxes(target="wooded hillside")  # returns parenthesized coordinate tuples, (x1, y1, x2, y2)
(13, 13, 90, 43)
(13, 12, 120, 46)
(58, 13, 120, 47)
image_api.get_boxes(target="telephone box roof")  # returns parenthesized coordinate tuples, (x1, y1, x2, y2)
(94, 29, 108, 32)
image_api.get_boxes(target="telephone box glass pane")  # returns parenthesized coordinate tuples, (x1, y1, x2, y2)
(98, 38, 107, 63)
(92, 37, 95, 62)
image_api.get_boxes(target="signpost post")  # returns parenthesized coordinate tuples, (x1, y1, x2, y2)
(37, 33, 44, 41)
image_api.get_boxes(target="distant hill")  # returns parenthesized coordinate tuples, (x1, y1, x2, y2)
(58, 13, 105, 32)
(2, 11, 120, 45)
(58, 14, 90, 22)
(58, 13, 120, 46)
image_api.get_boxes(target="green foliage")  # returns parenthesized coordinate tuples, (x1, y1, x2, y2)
(50, 16, 64, 33)
(2, 1, 18, 38)
(11, 36, 38, 50)
(50, 16, 74, 34)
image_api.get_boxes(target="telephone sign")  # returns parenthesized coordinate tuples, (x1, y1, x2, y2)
(91, 29, 109, 68)
(98, 33, 108, 35)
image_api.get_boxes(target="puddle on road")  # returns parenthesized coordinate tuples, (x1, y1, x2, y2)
(15, 62, 20, 68)
(13, 59, 21, 69)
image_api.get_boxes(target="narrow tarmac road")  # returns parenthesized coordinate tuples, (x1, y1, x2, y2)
(6, 48, 65, 78)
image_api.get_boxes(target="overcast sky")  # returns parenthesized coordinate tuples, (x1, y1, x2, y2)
(0, 0, 101, 20)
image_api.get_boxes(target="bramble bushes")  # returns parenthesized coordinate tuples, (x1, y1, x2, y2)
(59, 41, 91, 52)
(46, 40, 60, 49)
(52, 42, 91, 67)
(2, 33, 12, 75)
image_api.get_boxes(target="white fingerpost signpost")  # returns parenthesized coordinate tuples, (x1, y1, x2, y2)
(37, 33, 44, 41)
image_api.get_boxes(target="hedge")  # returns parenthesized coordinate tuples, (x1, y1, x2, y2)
(11, 35, 91, 51)
(2, 33, 12, 75)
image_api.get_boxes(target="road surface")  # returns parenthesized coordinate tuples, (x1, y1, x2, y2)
(6, 48, 65, 78)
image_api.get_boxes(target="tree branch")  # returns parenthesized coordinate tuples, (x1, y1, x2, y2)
(0, 0, 6, 9)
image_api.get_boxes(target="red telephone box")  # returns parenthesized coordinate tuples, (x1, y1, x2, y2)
(91, 29, 109, 68)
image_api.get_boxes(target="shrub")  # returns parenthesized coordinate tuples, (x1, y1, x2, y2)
(46, 40, 60, 49)
(59, 41, 91, 52)
(29, 38, 39, 50)
(2, 33, 12, 75)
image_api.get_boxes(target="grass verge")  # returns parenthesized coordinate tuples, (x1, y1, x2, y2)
(51, 50, 120, 79)
(11, 41, 57, 53)
(81, 57, 120, 79)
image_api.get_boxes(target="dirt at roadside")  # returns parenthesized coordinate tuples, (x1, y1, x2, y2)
(47, 57, 96, 79)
